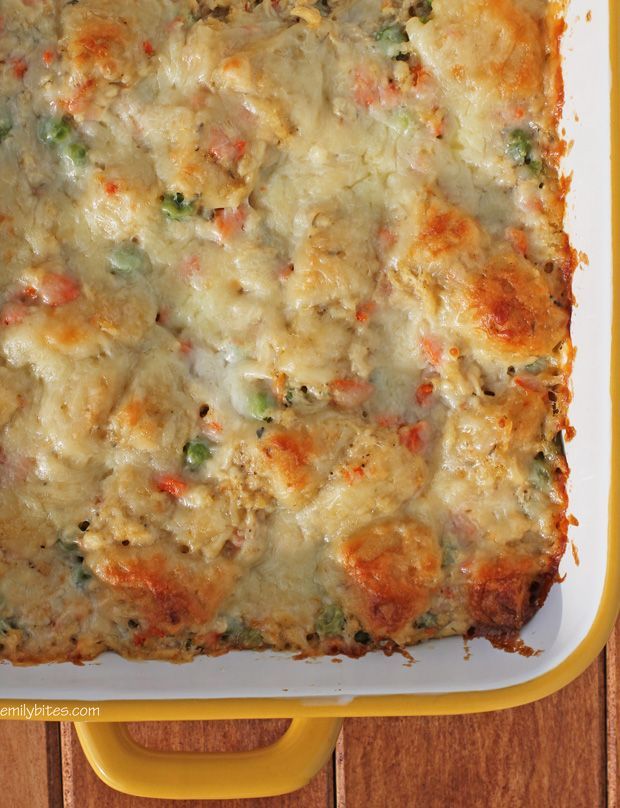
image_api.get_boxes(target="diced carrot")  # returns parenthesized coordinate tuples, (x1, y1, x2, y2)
(378, 81, 400, 109)
(214, 207, 246, 239)
(273, 372, 287, 401)
(354, 68, 380, 108)
(506, 227, 528, 257)
(208, 128, 246, 166)
(377, 415, 401, 429)
(415, 382, 434, 405)
(205, 421, 223, 433)
(165, 16, 183, 32)
(133, 626, 166, 646)
(179, 255, 201, 281)
(410, 63, 424, 85)
(232, 139, 246, 160)
(398, 421, 430, 453)
(377, 226, 397, 250)
(342, 465, 365, 484)
(376, 273, 393, 297)
(155, 475, 188, 498)
(449, 346, 460, 358)
(37, 273, 80, 307)
(514, 375, 543, 393)
(448, 510, 479, 544)
(430, 111, 445, 138)
(0, 301, 28, 326)
(142, 40, 155, 56)
(64, 77, 96, 115)
(11, 58, 28, 79)
(179, 339, 192, 354)
(42, 50, 55, 66)
(420, 336, 443, 367)
(221, 56, 242, 72)
(119, 399, 144, 428)
(104, 180, 118, 195)
(21, 286, 38, 301)
(355, 301, 376, 323)
(329, 378, 374, 408)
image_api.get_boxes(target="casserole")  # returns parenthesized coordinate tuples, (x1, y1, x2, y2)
(0, 0, 574, 664)
(0, 0, 618, 799)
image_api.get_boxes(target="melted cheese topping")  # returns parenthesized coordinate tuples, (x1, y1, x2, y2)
(0, 0, 571, 662)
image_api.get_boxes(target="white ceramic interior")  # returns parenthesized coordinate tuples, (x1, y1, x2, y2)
(0, 0, 613, 702)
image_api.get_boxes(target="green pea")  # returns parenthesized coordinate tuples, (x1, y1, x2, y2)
(0, 108, 12, 143)
(506, 129, 532, 165)
(161, 192, 195, 220)
(183, 439, 212, 469)
(524, 357, 547, 375)
(441, 540, 458, 568)
(248, 390, 275, 421)
(415, 611, 437, 629)
(529, 453, 551, 490)
(315, 604, 346, 637)
(39, 116, 72, 145)
(375, 24, 408, 57)
(528, 159, 543, 175)
(223, 619, 264, 648)
(393, 109, 411, 132)
(108, 243, 151, 276)
(237, 626, 263, 648)
(57, 532, 91, 588)
(72, 565, 92, 587)
(65, 141, 88, 166)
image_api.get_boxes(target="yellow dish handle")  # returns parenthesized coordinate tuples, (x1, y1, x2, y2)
(75, 717, 343, 800)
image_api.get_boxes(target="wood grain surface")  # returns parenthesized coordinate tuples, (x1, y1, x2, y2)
(0, 722, 62, 808)
(336, 656, 607, 808)
(1, 617, 617, 808)
(608, 619, 619, 808)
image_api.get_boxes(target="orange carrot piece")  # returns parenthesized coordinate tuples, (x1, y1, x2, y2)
(420, 336, 442, 367)
(415, 382, 434, 405)
(37, 273, 80, 307)
(214, 207, 246, 239)
(398, 421, 430, 453)
(330, 378, 374, 408)
(355, 301, 376, 323)
(155, 475, 188, 498)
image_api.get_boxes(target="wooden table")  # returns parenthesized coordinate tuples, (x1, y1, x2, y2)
(2, 618, 617, 808)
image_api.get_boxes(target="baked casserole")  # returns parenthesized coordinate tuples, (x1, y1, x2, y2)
(0, 0, 573, 663)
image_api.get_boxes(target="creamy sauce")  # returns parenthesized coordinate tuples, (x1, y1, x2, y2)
(0, 0, 571, 662)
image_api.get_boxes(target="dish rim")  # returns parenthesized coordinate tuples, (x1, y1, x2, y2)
(0, 0, 617, 722)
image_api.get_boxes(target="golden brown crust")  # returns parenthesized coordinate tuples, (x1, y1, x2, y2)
(0, 0, 573, 663)
(340, 519, 441, 637)
(469, 251, 569, 359)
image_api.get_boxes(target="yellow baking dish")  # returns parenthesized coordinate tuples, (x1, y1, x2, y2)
(0, 0, 617, 800)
